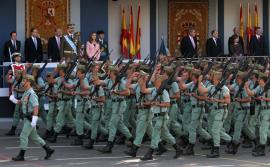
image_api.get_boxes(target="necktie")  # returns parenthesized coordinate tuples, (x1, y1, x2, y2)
(191, 38, 195, 49)
(34, 38, 37, 49)
(57, 37, 60, 49)
(13, 40, 16, 49)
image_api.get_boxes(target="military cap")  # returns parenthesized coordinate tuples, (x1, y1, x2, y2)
(139, 70, 149, 77)
(254, 64, 264, 71)
(212, 70, 222, 79)
(155, 74, 167, 82)
(108, 65, 118, 72)
(163, 66, 173, 74)
(237, 71, 247, 78)
(57, 64, 67, 71)
(32, 65, 40, 69)
(46, 72, 53, 77)
(140, 64, 150, 72)
(12, 52, 21, 58)
(16, 70, 23, 74)
(258, 72, 268, 78)
(184, 64, 193, 71)
(24, 74, 35, 82)
(191, 69, 201, 76)
(77, 64, 87, 73)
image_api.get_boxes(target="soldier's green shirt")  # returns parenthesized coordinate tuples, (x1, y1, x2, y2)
(169, 82, 179, 102)
(12, 79, 23, 99)
(251, 85, 270, 107)
(110, 78, 127, 99)
(103, 78, 114, 97)
(75, 78, 90, 100)
(89, 84, 105, 106)
(44, 82, 58, 101)
(131, 83, 153, 104)
(186, 81, 204, 106)
(150, 88, 170, 113)
(231, 83, 250, 107)
(21, 88, 39, 114)
(207, 85, 230, 108)
(55, 76, 75, 99)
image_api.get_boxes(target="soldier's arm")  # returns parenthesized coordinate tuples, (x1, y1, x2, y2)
(244, 81, 255, 96)
(198, 76, 209, 94)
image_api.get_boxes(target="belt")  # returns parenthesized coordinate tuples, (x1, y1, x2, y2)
(48, 100, 56, 102)
(184, 99, 190, 103)
(77, 99, 87, 103)
(213, 106, 227, 110)
(170, 101, 177, 104)
(92, 105, 100, 109)
(64, 50, 75, 54)
(60, 98, 70, 101)
(192, 105, 204, 108)
(261, 106, 270, 110)
(112, 99, 124, 102)
(153, 112, 166, 117)
(237, 107, 250, 110)
(138, 106, 151, 109)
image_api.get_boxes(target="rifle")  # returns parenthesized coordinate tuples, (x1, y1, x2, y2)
(26, 54, 43, 73)
(110, 55, 137, 90)
(99, 49, 113, 72)
(234, 66, 254, 98)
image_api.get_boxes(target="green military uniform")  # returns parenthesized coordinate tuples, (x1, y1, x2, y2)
(12, 75, 54, 161)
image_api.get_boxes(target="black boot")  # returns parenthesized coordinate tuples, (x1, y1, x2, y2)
(232, 142, 240, 154)
(201, 139, 212, 150)
(12, 150, 25, 161)
(115, 133, 125, 145)
(155, 142, 168, 155)
(140, 148, 154, 161)
(83, 139, 94, 149)
(42, 130, 52, 140)
(124, 144, 139, 157)
(207, 146, 220, 158)
(179, 136, 189, 149)
(70, 135, 83, 146)
(225, 141, 233, 154)
(252, 139, 258, 152)
(47, 131, 58, 143)
(126, 137, 134, 147)
(42, 144, 55, 160)
(98, 141, 114, 153)
(242, 137, 252, 148)
(183, 143, 194, 155)
(252, 145, 265, 157)
(5, 126, 16, 136)
(173, 144, 182, 159)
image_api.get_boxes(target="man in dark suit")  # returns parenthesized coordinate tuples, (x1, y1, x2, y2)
(97, 30, 109, 61)
(228, 27, 244, 55)
(48, 28, 62, 62)
(24, 28, 43, 63)
(206, 30, 223, 57)
(250, 27, 265, 64)
(180, 28, 197, 58)
(3, 31, 21, 62)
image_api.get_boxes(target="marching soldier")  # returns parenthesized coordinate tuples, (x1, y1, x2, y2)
(98, 65, 133, 153)
(198, 71, 232, 158)
(43, 73, 58, 139)
(12, 75, 54, 161)
(47, 64, 75, 143)
(140, 74, 182, 161)
(70, 65, 90, 146)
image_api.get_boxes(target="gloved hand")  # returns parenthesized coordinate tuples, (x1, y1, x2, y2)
(9, 94, 18, 104)
(31, 116, 38, 128)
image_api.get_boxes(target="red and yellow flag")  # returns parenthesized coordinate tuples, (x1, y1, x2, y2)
(254, 2, 259, 32)
(129, 3, 136, 59)
(135, 1, 141, 59)
(239, 3, 244, 38)
(120, 7, 129, 58)
(246, 2, 253, 47)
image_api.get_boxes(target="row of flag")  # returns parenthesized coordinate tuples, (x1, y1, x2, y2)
(120, 1, 141, 59)
(239, 2, 259, 47)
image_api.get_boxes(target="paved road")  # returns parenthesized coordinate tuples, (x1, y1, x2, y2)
(0, 119, 270, 167)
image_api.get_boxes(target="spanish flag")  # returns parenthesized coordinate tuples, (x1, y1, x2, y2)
(239, 3, 244, 38)
(246, 2, 252, 48)
(254, 2, 259, 32)
(120, 7, 129, 58)
(129, 3, 136, 59)
(135, 1, 141, 59)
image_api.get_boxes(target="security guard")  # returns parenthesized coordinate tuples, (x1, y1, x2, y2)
(6, 70, 24, 136)
(12, 75, 54, 161)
